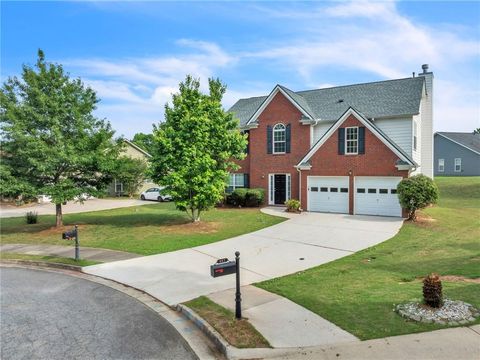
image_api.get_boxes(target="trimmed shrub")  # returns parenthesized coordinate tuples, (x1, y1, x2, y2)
(228, 188, 248, 207)
(397, 174, 439, 220)
(245, 188, 265, 207)
(26, 211, 38, 224)
(285, 199, 301, 213)
(226, 188, 265, 207)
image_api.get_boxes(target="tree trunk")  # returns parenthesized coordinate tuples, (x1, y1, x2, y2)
(55, 203, 63, 227)
(188, 208, 201, 222)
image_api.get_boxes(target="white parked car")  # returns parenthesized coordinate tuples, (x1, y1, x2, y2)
(140, 187, 172, 202)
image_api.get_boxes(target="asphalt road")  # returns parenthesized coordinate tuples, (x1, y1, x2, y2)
(0, 267, 198, 360)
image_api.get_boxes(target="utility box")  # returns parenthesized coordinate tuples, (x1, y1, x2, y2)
(210, 258, 237, 278)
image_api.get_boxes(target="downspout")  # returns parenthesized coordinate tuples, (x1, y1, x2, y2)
(296, 167, 302, 205)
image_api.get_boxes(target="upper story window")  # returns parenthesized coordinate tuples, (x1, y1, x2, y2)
(454, 158, 462, 172)
(345, 127, 358, 154)
(438, 159, 444, 172)
(273, 123, 286, 153)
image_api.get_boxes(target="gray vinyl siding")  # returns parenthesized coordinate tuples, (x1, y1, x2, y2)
(374, 117, 413, 157)
(434, 135, 480, 176)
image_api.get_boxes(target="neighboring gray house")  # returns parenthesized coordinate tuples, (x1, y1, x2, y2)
(434, 132, 480, 176)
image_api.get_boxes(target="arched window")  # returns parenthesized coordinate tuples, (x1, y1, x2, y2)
(273, 123, 286, 153)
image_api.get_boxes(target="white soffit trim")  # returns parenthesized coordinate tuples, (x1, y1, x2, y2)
(246, 85, 314, 125)
(435, 133, 480, 156)
(296, 107, 414, 167)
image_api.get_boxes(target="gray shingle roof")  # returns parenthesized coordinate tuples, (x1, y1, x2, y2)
(436, 132, 480, 154)
(229, 77, 425, 127)
(296, 107, 417, 167)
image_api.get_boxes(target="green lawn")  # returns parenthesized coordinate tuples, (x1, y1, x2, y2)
(0, 203, 284, 255)
(257, 176, 480, 340)
(185, 296, 270, 348)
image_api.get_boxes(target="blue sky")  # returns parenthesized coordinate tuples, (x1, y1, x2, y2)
(2, 1, 479, 137)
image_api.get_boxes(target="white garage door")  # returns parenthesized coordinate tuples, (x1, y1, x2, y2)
(308, 176, 349, 214)
(355, 177, 402, 217)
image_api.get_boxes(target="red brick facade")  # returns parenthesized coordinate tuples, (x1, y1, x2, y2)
(235, 92, 311, 200)
(299, 115, 409, 213)
(233, 92, 409, 214)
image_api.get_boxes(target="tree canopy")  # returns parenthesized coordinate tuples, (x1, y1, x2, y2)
(150, 76, 246, 222)
(0, 50, 120, 226)
(114, 156, 148, 198)
(132, 133, 155, 155)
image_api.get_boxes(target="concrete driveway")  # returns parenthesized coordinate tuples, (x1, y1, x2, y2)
(0, 198, 154, 218)
(85, 208, 403, 306)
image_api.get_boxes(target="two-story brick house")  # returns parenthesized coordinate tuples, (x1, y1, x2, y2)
(228, 65, 434, 217)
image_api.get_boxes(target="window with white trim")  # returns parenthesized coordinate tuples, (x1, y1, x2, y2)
(454, 158, 462, 172)
(273, 123, 286, 153)
(438, 159, 444, 172)
(227, 173, 245, 193)
(345, 127, 358, 154)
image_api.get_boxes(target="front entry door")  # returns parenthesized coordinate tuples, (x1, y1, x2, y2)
(274, 174, 287, 205)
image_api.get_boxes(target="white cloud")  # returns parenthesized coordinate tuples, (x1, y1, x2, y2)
(63, 1, 479, 135)
(64, 40, 239, 137)
(244, 1, 480, 131)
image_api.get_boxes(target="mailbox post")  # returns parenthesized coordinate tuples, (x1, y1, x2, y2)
(210, 251, 242, 319)
(234, 251, 241, 319)
(62, 225, 79, 261)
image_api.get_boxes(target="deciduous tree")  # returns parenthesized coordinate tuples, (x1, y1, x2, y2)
(150, 76, 246, 222)
(114, 156, 148, 198)
(132, 133, 155, 154)
(0, 50, 120, 226)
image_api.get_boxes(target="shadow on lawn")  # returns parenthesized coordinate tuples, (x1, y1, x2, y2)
(1, 212, 193, 235)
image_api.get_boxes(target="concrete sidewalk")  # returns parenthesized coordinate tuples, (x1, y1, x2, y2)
(208, 285, 359, 348)
(0, 244, 140, 263)
(269, 325, 480, 360)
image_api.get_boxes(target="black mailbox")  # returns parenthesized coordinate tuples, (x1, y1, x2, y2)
(210, 258, 237, 278)
(62, 230, 76, 240)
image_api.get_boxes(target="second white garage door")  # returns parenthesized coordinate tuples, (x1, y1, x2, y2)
(308, 176, 349, 213)
(354, 177, 402, 217)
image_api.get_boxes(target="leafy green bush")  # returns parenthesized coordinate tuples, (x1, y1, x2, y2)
(227, 188, 265, 207)
(228, 188, 248, 206)
(285, 199, 301, 212)
(25, 211, 38, 224)
(245, 188, 265, 207)
(397, 174, 439, 220)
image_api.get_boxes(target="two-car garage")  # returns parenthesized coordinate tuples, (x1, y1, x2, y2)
(307, 176, 403, 217)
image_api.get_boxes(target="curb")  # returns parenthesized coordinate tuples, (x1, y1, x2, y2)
(177, 304, 231, 356)
(0, 259, 83, 272)
(176, 303, 297, 360)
